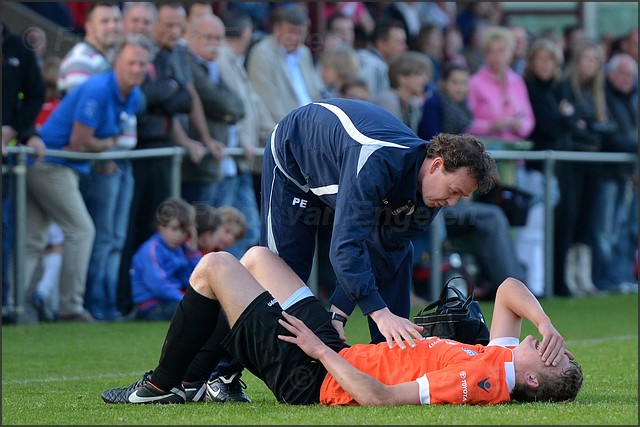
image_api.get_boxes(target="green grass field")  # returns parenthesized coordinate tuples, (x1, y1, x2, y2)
(2, 292, 638, 425)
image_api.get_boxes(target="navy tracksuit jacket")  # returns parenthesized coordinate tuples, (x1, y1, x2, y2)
(260, 98, 441, 343)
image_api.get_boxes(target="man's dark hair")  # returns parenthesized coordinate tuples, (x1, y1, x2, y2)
(155, 1, 185, 13)
(563, 24, 582, 40)
(426, 133, 497, 194)
(87, 1, 121, 20)
(183, 1, 211, 19)
(441, 63, 469, 81)
(270, 3, 309, 28)
(373, 19, 405, 42)
(221, 8, 253, 38)
(511, 360, 584, 403)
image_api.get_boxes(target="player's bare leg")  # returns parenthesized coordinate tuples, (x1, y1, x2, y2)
(188, 251, 265, 327)
(240, 246, 308, 306)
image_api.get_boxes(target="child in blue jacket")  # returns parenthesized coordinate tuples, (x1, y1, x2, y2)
(131, 198, 202, 321)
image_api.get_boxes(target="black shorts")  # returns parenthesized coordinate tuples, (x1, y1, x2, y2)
(222, 291, 348, 405)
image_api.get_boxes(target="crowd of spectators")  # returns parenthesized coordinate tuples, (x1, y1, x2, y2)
(2, 1, 638, 324)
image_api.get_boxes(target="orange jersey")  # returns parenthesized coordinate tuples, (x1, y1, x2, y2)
(320, 337, 516, 406)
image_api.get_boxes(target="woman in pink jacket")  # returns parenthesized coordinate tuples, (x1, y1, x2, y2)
(467, 26, 535, 142)
(467, 26, 541, 299)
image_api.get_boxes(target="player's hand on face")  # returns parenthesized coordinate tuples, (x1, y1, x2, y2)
(370, 308, 424, 350)
(537, 321, 571, 366)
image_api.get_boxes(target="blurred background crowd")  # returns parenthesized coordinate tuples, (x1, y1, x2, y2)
(2, 1, 638, 324)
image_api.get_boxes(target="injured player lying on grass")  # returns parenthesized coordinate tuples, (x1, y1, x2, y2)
(102, 247, 582, 406)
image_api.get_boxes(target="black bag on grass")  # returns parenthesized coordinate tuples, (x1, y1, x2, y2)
(413, 277, 490, 345)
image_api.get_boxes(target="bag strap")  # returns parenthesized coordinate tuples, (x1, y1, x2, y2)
(442, 276, 476, 310)
(415, 276, 477, 316)
(415, 297, 443, 316)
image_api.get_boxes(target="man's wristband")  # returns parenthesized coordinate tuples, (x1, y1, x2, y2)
(330, 311, 348, 326)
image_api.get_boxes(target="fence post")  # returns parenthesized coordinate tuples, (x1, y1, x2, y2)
(429, 213, 444, 302)
(543, 152, 556, 298)
(12, 147, 29, 324)
(170, 148, 182, 198)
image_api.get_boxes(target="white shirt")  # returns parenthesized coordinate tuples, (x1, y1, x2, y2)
(280, 46, 313, 107)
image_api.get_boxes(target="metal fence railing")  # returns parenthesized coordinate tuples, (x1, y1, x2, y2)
(3, 145, 636, 322)
(2, 146, 184, 324)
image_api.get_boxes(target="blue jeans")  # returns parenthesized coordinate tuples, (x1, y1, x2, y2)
(209, 172, 260, 259)
(80, 160, 134, 320)
(590, 175, 637, 289)
(616, 184, 638, 284)
(181, 180, 216, 206)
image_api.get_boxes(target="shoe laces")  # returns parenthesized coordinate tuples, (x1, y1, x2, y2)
(219, 373, 247, 393)
(235, 377, 248, 392)
(123, 370, 153, 393)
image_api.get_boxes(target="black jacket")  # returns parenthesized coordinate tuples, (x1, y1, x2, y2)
(136, 48, 193, 145)
(601, 80, 638, 178)
(604, 81, 638, 153)
(182, 52, 245, 183)
(2, 23, 45, 198)
(558, 79, 618, 153)
(525, 77, 573, 171)
(2, 23, 45, 143)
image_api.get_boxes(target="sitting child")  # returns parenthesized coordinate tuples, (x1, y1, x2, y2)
(195, 205, 248, 255)
(131, 198, 202, 321)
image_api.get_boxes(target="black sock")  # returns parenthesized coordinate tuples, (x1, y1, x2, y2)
(151, 287, 220, 391)
(183, 310, 233, 382)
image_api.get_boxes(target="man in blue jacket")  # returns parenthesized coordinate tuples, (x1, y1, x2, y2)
(23, 35, 150, 322)
(261, 98, 496, 347)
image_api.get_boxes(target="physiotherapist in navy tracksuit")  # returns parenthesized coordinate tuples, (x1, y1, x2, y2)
(261, 98, 497, 348)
